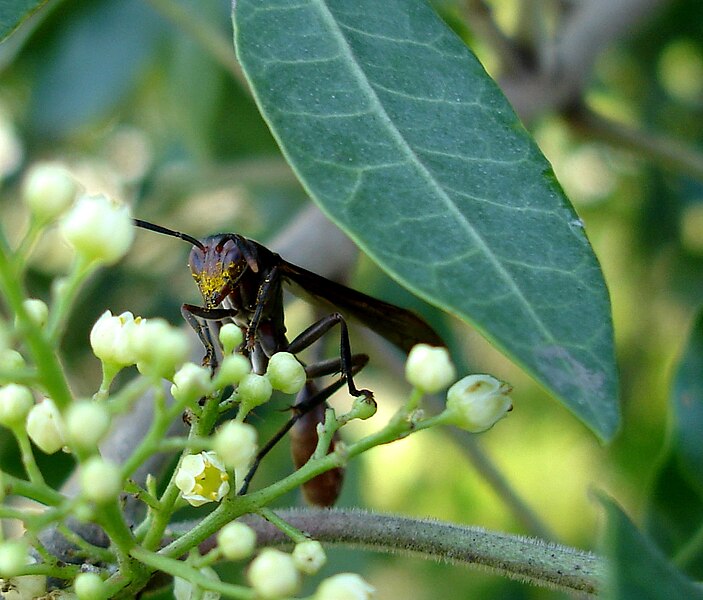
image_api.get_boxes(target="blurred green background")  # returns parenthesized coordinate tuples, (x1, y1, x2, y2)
(1, 0, 702, 597)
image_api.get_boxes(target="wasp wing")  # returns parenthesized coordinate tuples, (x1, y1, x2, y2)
(278, 260, 444, 354)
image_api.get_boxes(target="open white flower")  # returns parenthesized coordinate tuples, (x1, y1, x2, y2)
(175, 452, 230, 507)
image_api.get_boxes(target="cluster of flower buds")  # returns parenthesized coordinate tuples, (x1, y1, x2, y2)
(405, 343, 513, 433)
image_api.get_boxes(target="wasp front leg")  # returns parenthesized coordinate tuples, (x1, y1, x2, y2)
(181, 303, 239, 371)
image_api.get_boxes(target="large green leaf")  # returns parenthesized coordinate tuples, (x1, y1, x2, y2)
(232, 0, 619, 440)
(0, 0, 46, 42)
(601, 496, 703, 599)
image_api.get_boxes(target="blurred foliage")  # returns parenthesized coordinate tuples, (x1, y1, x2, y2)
(1, 0, 703, 597)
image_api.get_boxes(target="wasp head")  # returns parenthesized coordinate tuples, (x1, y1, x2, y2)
(189, 235, 248, 308)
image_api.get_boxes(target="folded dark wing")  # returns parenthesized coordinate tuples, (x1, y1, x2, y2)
(279, 260, 444, 354)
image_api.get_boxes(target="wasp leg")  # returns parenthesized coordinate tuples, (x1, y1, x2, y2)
(237, 357, 368, 500)
(181, 304, 239, 371)
(287, 312, 371, 398)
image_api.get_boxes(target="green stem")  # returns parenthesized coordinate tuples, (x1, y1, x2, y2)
(130, 546, 256, 599)
(13, 428, 45, 485)
(0, 248, 73, 410)
(3, 472, 63, 506)
(46, 256, 95, 343)
(257, 507, 308, 544)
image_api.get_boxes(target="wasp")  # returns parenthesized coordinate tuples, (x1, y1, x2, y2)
(134, 219, 443, 505)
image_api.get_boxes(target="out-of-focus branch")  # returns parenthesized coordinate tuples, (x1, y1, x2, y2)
(491, 0, 668, 121)
(567, 106, 703, 182)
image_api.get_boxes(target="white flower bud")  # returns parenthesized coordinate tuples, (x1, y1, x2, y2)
(213, 354, 251, 388)
(0, 384, 34, 428)
(0, 349, 25, 371)
(248, 549, 301, 599)
(173, 567, 221, 600)
(22, 162, 77, 221)
(65, 401, 111, 450)
(266, 352, 306, 394)
(128, 318, 190, 379)
(175, 452, 230, 507)
(217, 521, 257, 561)
(219, 323, 243, 355)
(74, 571, 107, 600)
(444, 374, 513, 433)
(170, 363, 212, 404)
(292, 540, 326, 575)
(0, 540, 29, 578)
(405, 344, 456, 393)
(80, 457, 122, 504)
(213, 421, 257, 473)
(315, 573, 376, 600)
(26, 398, 65, 454)
(89, 310, 139, 369)
(60, 194, 134, 265)
(19, 298, 49, 328)
(238, 373, 272, 409)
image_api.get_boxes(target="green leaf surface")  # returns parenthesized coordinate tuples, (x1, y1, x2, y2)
(671, 308, 703, 490)
(232, 0, 619, 440)
(601, 496, 703, 600)
(0, 0, 46, 42)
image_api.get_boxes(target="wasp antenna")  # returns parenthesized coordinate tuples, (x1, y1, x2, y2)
(133, 219, 206, 250)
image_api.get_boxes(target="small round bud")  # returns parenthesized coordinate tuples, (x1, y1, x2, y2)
(213, 421, 257, 473)
(22, 162, 77, 221)
(170, 363, 212, 405)
(26, 398, 64, 454)
(60, 194, 134, 265)
(74, 571, 107, 600)
(315, 573, 376, 600)
(175, 452, 230, 507)
(405, 344, 456, 393)
(0, 384, 34, 428)
(173, 567, 221, 600)
(219, 324, 244, 355)
(65, 401, 111, 450)
(80, 457, 122, 504)
(90, 310, 139, 369)
(349, 395, 377, 421)
(266, 352, 306, 394)
(248, 549, 301, 599)
(292, 540, 326, 575)
(217, 521, 257, 561)
(444, 374, 512, 433)
(238, 373, 272, 409)
(129, 318, 190, 379)
(19, 298, 49, 328)
(0, 349, 25, 371)
(0, 539, 28, 578)
(213, 353, 251, 388)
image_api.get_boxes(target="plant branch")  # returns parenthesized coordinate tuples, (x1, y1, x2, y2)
(182, 508, 604, 596)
